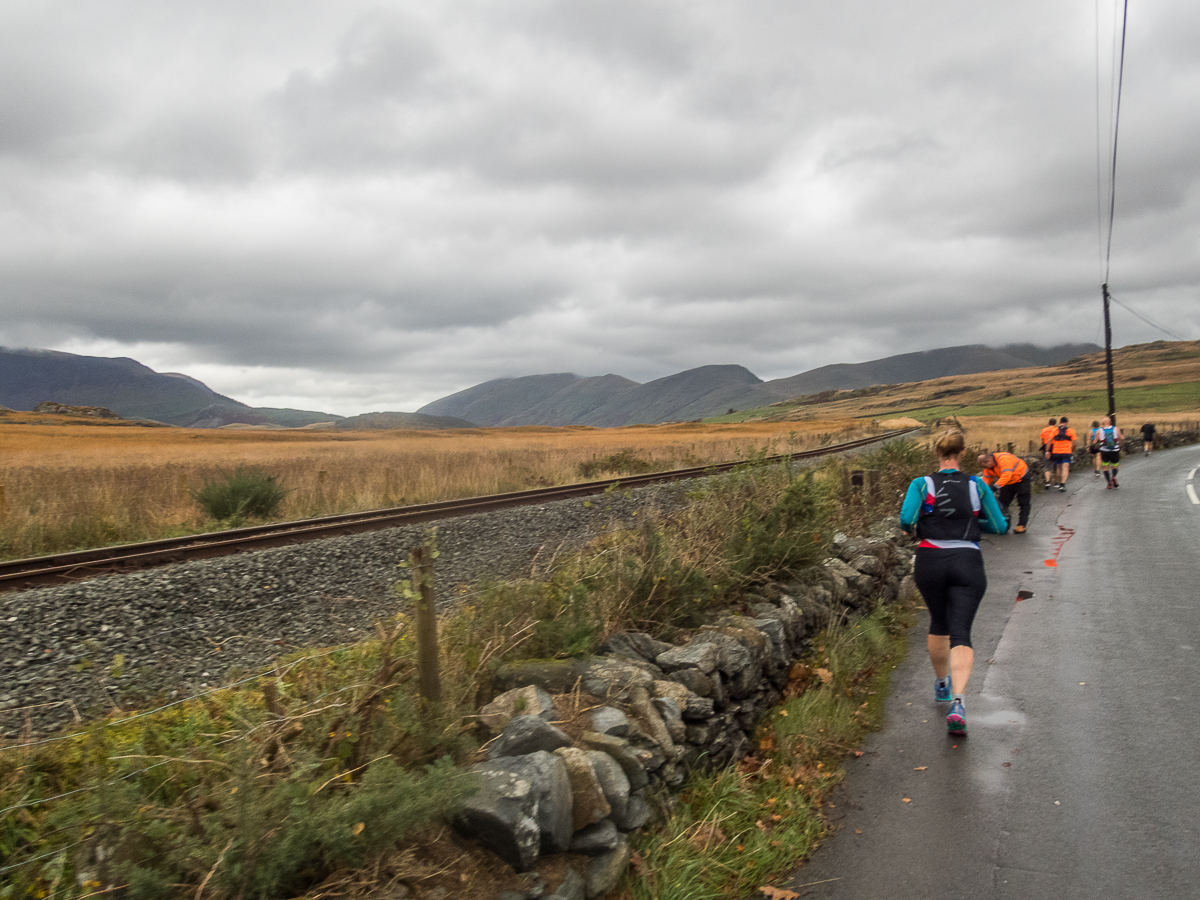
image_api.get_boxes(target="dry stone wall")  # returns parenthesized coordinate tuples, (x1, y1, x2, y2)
(453, 519, 916, 898)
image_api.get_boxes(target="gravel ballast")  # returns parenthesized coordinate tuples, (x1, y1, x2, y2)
(0, 484, 687, 738)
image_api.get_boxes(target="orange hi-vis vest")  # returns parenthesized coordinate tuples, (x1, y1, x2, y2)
(982, 451, 1029, 488)
(1040, 425, 1057, 450)
(1050, 426, 1076, 455)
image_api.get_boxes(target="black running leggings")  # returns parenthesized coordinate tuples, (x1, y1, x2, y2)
(914, 548, 987, 649)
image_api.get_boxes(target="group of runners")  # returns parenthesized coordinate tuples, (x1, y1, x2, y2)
(900, 418, 1159, 736)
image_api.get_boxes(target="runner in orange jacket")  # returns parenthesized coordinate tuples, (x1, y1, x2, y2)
(1039, 418, 1058, 490)
(978, 450, 1032, 533)
(1047, 417, 1077, 492)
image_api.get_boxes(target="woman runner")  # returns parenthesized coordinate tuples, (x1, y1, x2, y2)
(901, 431, 1008, 736)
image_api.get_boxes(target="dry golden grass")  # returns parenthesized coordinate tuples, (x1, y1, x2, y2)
(0, 417, 874, 560)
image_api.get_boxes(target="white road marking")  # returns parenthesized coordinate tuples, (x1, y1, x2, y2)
(1189, 466, 1198, 482)
(1188, 483, 1200, 505)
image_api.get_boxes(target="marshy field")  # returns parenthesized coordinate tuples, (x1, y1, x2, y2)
(0, 418, 878, 560)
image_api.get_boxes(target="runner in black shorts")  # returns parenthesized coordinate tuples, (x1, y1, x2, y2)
(1098, 416, 1123, 488)
(900, 431, 1008, 736)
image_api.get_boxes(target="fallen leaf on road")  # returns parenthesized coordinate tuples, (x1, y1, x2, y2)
(760, 887, 800, 900)
(913, 766, 927, 771)
(854, 751, 864, 757)
(902, 798, 912, 803)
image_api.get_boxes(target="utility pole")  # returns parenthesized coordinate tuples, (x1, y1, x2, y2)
(1102, 283, 1116, 424)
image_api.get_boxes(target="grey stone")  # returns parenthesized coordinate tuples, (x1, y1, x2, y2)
(693, 630, 753, 676)
(480, 685, 558, 730)
(682, 695, 715, 721)
(629, 684, 679, 760)
(612, 790, 651, 832)
(666, 666, 719, 701)
(580, 732, 649, 791)
(589, 706, 631, 738)
(655, 642, 719, 675)
(685, 721, 715, 745)
(900, 574, 919, 603)
(653, 696, 686, 743)
(586, 835, 631, 899)
(577, 656, 657, 699)
(547, 869, 586, 900)
(555, 747, 611, 831)
(489, 716, 573, 759)
(454, 766, 542, 871)
(569, 819, 620, 855)
(584, 749, 631, 821)
(494, 659, 583, 694)
(599, 631, 673, 665)
(484, 752, 574, 853)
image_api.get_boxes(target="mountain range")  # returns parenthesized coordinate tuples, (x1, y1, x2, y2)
(1, 342, 1099, 429)
(417, 343, 1100, 427)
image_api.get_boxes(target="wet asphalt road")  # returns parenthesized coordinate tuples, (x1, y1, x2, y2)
(786, 444, 1200, 899)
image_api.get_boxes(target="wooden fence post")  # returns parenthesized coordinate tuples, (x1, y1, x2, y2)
(0, 483, 6, 514)
(412, 545, 441, 706)
(385, 468, 396, 500)
(317, 470, 327, 485)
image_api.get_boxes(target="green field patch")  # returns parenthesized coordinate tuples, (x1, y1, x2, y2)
(871, 380, 1200, 420)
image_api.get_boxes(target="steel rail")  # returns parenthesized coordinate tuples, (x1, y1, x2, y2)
(0, 429, 913, 593)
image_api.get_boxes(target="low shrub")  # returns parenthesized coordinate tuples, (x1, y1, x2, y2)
(193, 468, 290, 522)
(576, 450, 656, 479)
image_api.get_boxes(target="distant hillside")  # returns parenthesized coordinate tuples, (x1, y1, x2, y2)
(418, 343, 1100, 427)
(577, 366, 770, 427)
(763, 343, 1100, 397)
(0, 348, 340, 428)
(334, 411, 475, 430)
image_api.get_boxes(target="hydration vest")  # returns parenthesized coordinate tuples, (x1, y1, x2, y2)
(1056, 423, 1070, 441)
(916, 471, 982, 543)
(1101, 426, 1120, 451)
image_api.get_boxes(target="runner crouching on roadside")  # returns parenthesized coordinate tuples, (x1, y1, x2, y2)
(978, 450, 1032, 533)
(901, 430, 1008, 736)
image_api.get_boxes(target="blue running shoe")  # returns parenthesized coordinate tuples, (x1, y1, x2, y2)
(935, 678, 952, 703)
(946, 699, 967, 736)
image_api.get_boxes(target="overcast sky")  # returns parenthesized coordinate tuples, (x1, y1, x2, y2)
(1, 0, 1197, 415)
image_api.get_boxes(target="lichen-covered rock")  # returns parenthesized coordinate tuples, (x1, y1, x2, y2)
(580, 732, 650, 791)
(577, 656, 658, 698)
(489, 715, 573, 759)
(554, 747, 611, 831)
(629, 684, 679, 760)
(665, 666, 722, 705)
(653, 696, 687, 743)
(480, 685, 558, 731)
(849, 553, 882, 576)
(485, 751, 574, 853)
(455, 766, 542, 871)
(655, 642, 719, 675)
(584, 749, 631, 821)
(589, 706, 631, 738)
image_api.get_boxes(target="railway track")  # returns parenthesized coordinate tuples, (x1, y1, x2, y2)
(0, 429, 913, 593)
